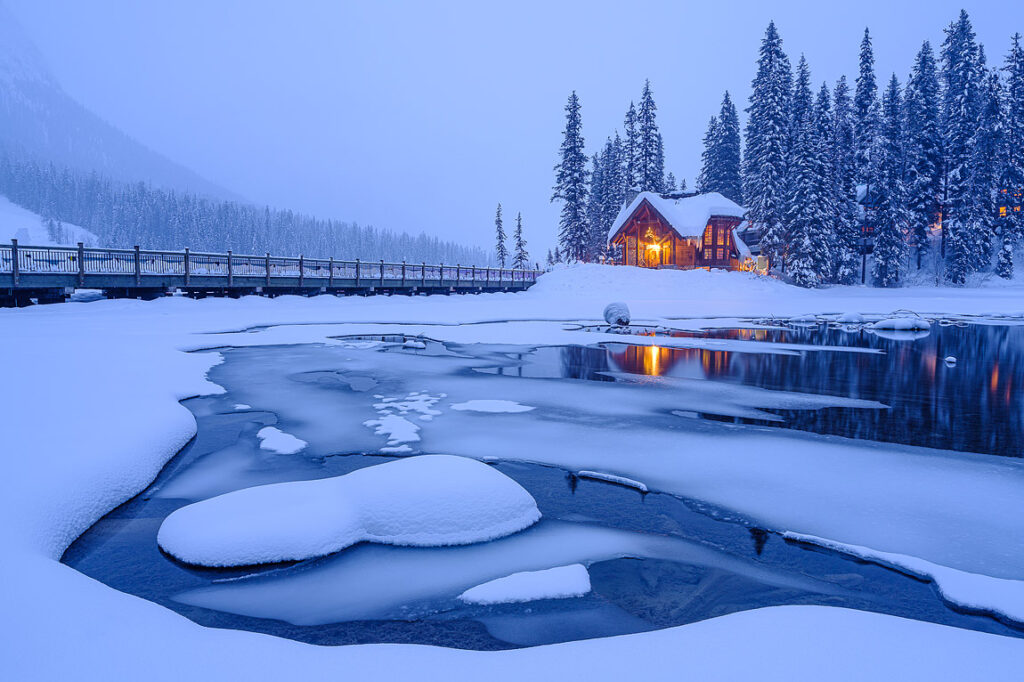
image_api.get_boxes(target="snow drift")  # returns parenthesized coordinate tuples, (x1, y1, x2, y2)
(157, 455, 542, 566)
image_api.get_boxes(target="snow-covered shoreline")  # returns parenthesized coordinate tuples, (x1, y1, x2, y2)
(3, 265, 1024, 680)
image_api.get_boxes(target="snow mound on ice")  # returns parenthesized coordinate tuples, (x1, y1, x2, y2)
(157, 455, 541, 567)
(458, 564, 591, 604)
(785, 533, 1024, 625)
(603, 301, 630, 326)
(256, 426, 306, 454)
(836, 312, 866, 324)
(577, 470, 648, 492)
(869, 317, 930, 331)
(450, 400, 535, 413)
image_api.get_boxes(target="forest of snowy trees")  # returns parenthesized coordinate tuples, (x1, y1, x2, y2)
(552, 10, 1024, 288)
(0, 154, 493, 266)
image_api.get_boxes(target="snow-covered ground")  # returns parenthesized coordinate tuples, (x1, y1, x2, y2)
(0, 194, 97, 245)
(3, 265, 1024, 680)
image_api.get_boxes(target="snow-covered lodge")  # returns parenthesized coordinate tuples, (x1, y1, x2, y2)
(608, 191, 758, 270)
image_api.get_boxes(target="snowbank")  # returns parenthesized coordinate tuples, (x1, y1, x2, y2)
(577, 470, 648, 492)
(256, 426, 306, 454)
(784, 533, 1024, 625)
(157, 455, 541, 566)
(459, 564, 591, 604)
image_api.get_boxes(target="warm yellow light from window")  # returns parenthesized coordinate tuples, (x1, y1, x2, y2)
(1000, 206, 1008, 217)
(646, 243, 661, 251)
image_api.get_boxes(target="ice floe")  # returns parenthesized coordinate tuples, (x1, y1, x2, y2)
(458, 564, 591, 604)
(256, 426, 307, 454)
(157, 455, 541, 566)
(450, 399, 535, 413)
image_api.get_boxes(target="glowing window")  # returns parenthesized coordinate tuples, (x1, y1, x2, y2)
(717, 229, 725, 246)
(1001, 206, 1008, 217)
(703, 248, 711, 260)
(704, 229, 712, 245)
(716, 248, 724, 260)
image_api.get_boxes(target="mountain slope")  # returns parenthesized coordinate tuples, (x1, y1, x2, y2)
(0, 4, 236, 200)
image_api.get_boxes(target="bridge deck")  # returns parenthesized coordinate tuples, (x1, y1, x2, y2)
(1, 241, 540, 306)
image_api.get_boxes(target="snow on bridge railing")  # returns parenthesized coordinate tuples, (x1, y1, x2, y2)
(1, 240, 542, 286)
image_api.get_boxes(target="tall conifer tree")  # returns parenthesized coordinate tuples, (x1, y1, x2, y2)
(512, 212, 529, 269)
(743, 21, 792, 269)
(998, 34, 1024, 277)
(494, 203, 507, 267)
(552, 91, 590, 262)
(854, 28, 880, 184)
(904, 41, 943, 269)
(831, 76, 861, 283)
(871, 75, 909, 286)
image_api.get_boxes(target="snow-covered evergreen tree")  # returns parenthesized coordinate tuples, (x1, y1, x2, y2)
(743, 21, 792, 270)
(970, 63, 1005, 270)
(831, 75, 861, 283)
(697, 116, 719, 194)
(782, 57, 828, 287)
(494, 203, 507, 267)
(903, 41, 943, 269)
(941, 10, 983, 284)
(512, 212, 529, 269)
(697, 92, 744, 203)
(636, 80, 666, 192)
(546, 248, 554, 266)
(586, 150, 605, 261)
(623, 103, 639, 191)
(871, 75, 909, 287)
(998, 33, 1024, 278)
(664, 172, 677, 192)
(551, 91, 590, 262)
(679, 177, 687, 191)
(854, 28, 880, 185)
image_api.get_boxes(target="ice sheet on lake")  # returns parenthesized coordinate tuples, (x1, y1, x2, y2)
(459, 564, 591, 604)
(173, 521, 838, 624)
(158, 455, 541, 566)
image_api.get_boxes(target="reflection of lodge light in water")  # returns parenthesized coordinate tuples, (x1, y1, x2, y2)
(991, 364, 1000, 395)
(645, 345, 662, 375)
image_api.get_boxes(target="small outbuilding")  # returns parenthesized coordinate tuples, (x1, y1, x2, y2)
(608, 191, 755, 270)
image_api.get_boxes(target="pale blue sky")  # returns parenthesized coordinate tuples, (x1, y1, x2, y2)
(7, 1, 1019, 253)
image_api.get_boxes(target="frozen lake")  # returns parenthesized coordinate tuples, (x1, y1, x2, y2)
(62, 322, 1024, 648)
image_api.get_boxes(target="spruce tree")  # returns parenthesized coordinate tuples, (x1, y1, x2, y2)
(714, 91, 744, 203)
(697, 116, 719, 194)
(586, 150, 605, 260)
(551, 91, 590, 262)
(904, 41, 943, 269)
(623, 103, 639, 191)
(636, 80, 666, 192)
(871, 75, 909, 287)
(512, 212, 529, 269)
(998, 34, 1024, 278)
(970, 64, 1005, 270)
(665, 172, 677, 192)
(782, 57, 828, 287)
(854, 28, 880, 184)
(831, 76, 861, 283)
(941, 10, 983, 284)
(743, 21, 792, 270)
(494, 203, 507, 267)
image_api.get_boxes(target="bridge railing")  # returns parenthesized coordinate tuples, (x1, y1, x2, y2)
(1, 241, 543, 286)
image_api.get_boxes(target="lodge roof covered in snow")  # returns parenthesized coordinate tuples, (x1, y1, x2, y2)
(609, 191, 747, 241)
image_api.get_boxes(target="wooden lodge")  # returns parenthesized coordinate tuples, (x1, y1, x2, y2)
(608, 191, 759, 270)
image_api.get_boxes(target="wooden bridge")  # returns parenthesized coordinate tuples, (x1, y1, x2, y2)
(0, 240, 542, 307)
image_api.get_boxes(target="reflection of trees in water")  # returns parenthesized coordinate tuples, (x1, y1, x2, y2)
(560, 346, 613, 381)
(701, 325, 1024, 457)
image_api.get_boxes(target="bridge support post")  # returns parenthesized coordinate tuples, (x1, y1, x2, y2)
(77, 242, 85, 287)
(401, 260, 406, 286)
(227, 250, 233, 288)
(329, 257, 334, 288)
(265, 253, 271, 290)
(355, 258, 360, 287)
(134, 245, 141, 287)
(456, 263, 460, 288)
(11, 239, 18, 288)
(184, 248, 191, 287)
(380, 259, 384, 287)
(471, 265, 475, 283)
(299, 255, 304, 288)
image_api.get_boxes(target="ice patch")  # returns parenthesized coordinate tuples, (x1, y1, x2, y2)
(459, 564, 591, 604)
(363, 392, 444, 449)
(256, 426, 307, 455)
(577, 470, 648, 492)
(784, 533, 1024, 625)
(158, 455, 542, 566)
(233, 403, 251, 410)
(450, 400, 535, 413)
(869, 317, 930, 331)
